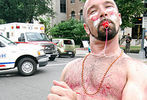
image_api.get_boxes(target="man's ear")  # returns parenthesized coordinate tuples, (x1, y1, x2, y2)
(83, 23, 90, 35)
(119, 13, 122, 25)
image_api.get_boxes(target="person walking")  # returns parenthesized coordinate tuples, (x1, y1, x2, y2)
(48, 0, 147, 100)
(125, 33, 132, 53)
(144, 36, 147, 58)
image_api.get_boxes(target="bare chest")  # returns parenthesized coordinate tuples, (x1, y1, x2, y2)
(64, 57, 127, 100)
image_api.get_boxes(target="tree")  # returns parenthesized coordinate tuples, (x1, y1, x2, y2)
(50, 19, 87, 44)
(0, 0, 54, 23)
(39, 17, 51, 34)
(0, 19, 6, 24)
(82, 0, 145, 28)
(115, 0, 145, 29)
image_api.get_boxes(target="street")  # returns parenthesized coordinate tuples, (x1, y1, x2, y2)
(0, 55, 83, 100)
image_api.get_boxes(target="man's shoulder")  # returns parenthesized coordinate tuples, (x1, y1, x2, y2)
(66, 58, 83, 67)
(60, 58, 83, 81)
(122, 53, 147, 68)
(123, 54, 147, 77)
(124, 54, 146, 65)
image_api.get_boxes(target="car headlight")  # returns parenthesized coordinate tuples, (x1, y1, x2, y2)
(38, 50, 45, 56)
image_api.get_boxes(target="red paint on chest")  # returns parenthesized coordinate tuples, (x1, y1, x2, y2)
(100, 84, 112, 96)
(65, 78, 80, 90)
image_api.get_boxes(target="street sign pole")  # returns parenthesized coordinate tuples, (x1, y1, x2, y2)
(139, 28, 145, 58)
(139, 29, 147, 58)
(139, 16, 147, 58)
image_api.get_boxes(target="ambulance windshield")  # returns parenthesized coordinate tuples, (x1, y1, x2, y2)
(26, 32, 50, 41)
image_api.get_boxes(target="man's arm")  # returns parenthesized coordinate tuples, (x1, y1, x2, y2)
(122, 62, 147, 100)
(122, 81, 147, 100)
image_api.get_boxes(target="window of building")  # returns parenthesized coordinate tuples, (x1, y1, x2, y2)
(132, 17, 142, 39)
(60, 0, 66, 13)
(71, 0, 75, 3)
(71, 11, 75, 19)
(80, 10, 83, 21)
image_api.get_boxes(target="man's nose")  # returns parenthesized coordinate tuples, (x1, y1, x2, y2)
(99, 9, 108, 18)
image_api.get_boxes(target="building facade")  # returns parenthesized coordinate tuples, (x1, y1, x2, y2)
(66, 0, 84, 21)
(49, 0, 85, 26)
(50, 0, 67, 27)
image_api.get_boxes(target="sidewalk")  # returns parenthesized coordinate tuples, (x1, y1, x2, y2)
(127, 53, 147, 63)
(76, 48, 147, 63)
(76, 48, 89, 57)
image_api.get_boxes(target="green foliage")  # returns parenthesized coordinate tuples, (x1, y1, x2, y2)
(0, 19, 6, 24)
(50, 19, 87, 44)
(81, 0, 145, 28)
(120, 46, 141, 53)
(0, 0, 54, 23)
(39, 17, 51, 34)
(115, 0, 145, 29)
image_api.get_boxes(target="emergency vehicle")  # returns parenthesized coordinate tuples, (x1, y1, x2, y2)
(0, 22, 57, 61)
(0, 35, 48, 76)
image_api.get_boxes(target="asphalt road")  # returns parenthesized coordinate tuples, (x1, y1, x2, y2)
(0, 56, 80, 100)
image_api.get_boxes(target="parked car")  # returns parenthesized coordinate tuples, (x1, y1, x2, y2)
(52, 39, 76, 58)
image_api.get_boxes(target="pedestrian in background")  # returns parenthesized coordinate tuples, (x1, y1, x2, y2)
(125, 33, 132, 53)
(144, 36, 147, 58)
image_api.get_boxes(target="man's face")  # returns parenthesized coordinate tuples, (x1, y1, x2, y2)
(84, 0, 122, 41)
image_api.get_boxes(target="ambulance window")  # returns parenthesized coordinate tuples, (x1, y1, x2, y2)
(19, 33, 25, 42)
(7, 32, 10, 38)
(20, 33, 24, 38)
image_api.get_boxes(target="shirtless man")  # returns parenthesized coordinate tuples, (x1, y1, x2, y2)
(48, 0, 147, 100)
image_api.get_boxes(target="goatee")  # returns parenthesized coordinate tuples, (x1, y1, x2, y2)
(97, 19, 118, 41)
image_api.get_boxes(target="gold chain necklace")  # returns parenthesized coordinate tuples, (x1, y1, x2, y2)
(81, 50, 123, 95)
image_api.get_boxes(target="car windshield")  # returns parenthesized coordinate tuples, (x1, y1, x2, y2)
(26, 32, 50, 41)
(0, 35, 15, 45)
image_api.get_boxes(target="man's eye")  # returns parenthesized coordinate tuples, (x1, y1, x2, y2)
(90, 10, 96, 15)
(106, 5, 113, 9)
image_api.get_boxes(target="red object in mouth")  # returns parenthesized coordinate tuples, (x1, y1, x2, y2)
(102, 21, 109, 29)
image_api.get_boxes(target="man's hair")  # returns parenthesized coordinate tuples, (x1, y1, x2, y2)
(83, 0, 118, 23)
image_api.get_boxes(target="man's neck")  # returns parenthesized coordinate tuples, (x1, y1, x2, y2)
(90, 35, 121, 56)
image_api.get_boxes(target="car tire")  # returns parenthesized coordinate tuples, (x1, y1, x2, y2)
(49, 57, 56, 61)
(17, 57, 37, 76)
(56, 50, 61, 58)
(71, 53, 75, 58)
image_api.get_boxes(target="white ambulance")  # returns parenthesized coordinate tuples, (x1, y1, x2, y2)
(0, 22, 57, 61)
(0, 34, 48, 76)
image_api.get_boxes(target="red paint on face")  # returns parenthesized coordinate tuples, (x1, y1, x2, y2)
(109, 11, 115, 16)
(91, 15, 99, 21)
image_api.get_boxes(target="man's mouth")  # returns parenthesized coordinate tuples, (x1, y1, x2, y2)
(97, 19, 115, 32)
(99, 19, 112, 28)
(101, 21, 110, 29)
